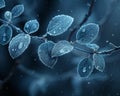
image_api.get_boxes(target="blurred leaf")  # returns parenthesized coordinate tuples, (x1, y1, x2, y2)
(0, 24, 12, 45)
(47, 14, 74, 36)
(52, 40, 73, 57)
(38, 41, 58, 68)
(76, 23, 99, 44)
(93, 54, 105, 72)
(24, 19, 39, 34)
(77, 58, 94, 77)
(0, 0, 5, 9)
(11, 4, 24, 18)
(8, 33, 31, 59)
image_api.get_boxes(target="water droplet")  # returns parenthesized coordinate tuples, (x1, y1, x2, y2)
(2, 37, 6, 41)
(60, 49, 65, 53)
(18, 42, 23, 49)
(106, 40, 109, 43)
(112, 34, 115, 36)
(82, 67, 87, 73)
(53, 31, 56, 34)
(12, 49, 15, 51)
(82, 28, 85, 32)
(2, 33, 7, 41)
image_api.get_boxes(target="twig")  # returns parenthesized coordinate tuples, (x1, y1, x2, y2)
(68, 0, 96, 41)
(98, 46, 120, 55)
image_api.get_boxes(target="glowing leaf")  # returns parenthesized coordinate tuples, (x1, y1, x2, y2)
(0, 0, 5, 9)
(77, 58, 94, 77)
(47, 14, 74, 36)
(93, 54, 105, 72)
(38, 41, 58, 68)
(52, 40, 73, 57)
(76, 23, 99, 44)
(11, 4, 24, 18)
(24, 19, 39, 34)
(8, 33, 31, 59)
(0, 24, 12, 45)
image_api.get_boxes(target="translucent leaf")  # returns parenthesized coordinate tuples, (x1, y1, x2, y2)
(77, 58, 94, 77)
(93, 54, 105, 72)
(0, 0, 5, 9)
(4, 11, 12, 21)
(0, 25, 12, 45)
(24, 19, 39, 34)
(51, 40, 73, 58)
(8, 33, 31, 59)
(86, 44, 99, 51)
(76, 23, 99, 44)
(11, 4, 24, 18)
(38, 41, 58, 68)
(47, 14, 74, 36)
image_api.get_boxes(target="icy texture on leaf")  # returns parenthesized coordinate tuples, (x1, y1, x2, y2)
(38, 41, 58, 68)
(0, 25, 12, 45)
(24, 19, 39, 34)
(86, 44, 99, 51)
(47, 14, 74, 36)
(93, 54, 105, 72)
(11, 4, 24, 18)
(8, 33, 31, 59)
(0, 0, 5, 9)
(76, 23, 99, 44)
(77, 58, 94, 77)
(51, 40, 73, 57)
(4, 11, 12, 21)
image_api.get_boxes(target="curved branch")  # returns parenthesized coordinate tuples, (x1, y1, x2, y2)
(68, 0, 96, 41)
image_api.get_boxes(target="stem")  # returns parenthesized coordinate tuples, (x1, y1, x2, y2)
(10, 24, 24, 33)
(68, 0, 96, 41)
(98, 46, 120, 55)
(74, 46, 92, 54)
(0, 18, 24, 33)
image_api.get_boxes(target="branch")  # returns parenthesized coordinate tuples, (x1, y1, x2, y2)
(68, 0, 96, 41)
(98, 46, 120, 55)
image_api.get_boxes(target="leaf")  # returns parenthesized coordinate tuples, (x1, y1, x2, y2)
(0, 24, 12, 45)
(76, 23, 99, 44)
(77, 58, 94, 77)
(0, 0, 5, 9)
(93, 54, 105, 72)
(4, 11, 12, 21)
(38, 41, 58, 68)
(24, 19, 39, 34)
(8, 33, 31, 59)
(11, 4, 24, 18)
(51, 40, 73, 58)
(47, 14, 74, 36)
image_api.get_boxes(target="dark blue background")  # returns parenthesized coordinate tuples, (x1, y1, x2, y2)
(0, 0, 120, 96)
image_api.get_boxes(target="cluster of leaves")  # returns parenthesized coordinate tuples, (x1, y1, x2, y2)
(0, 0, 118, 78)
